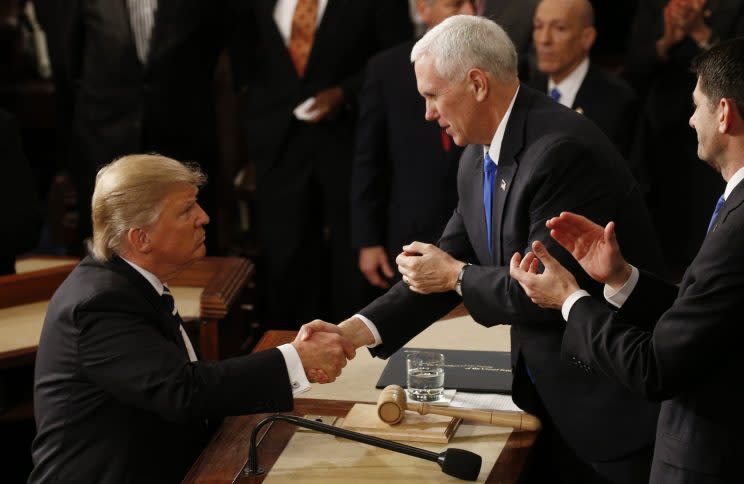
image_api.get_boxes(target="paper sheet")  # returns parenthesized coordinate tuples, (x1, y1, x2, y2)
(450, 392, 523, 412)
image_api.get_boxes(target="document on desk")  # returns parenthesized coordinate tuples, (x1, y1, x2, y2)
(450, 392, 523, 412)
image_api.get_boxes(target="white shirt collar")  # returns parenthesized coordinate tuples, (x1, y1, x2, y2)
(121, 257, 165, 295)
(483, 85, 520, 165)
(724, 165, 744, 200)
(548, 57, 589, 109)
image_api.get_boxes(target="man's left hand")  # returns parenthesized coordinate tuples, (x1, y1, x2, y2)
(509, 240, 580, 310)
(396, 241, 464, 294)
(305, 87, 345, 122)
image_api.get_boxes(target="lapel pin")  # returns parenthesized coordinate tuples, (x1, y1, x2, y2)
(575, 107, 584, 115)
(500, 179, 507, 191)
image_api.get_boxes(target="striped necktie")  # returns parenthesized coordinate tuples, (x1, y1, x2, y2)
(161, 286, 198, 362)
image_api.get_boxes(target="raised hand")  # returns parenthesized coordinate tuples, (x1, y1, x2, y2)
(396, 241, 465, 294)
(509, 240, 580, 310)
(292, 324, 355, 384)
(359, 246, 394, 289)
(546, 212, 631, 289)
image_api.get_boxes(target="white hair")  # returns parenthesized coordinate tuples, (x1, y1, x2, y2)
(410, 14, 518, 83)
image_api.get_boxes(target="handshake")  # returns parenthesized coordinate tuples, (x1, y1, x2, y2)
(290, 319, 369, 384)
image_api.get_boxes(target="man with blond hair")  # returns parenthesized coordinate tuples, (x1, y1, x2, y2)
(29, 154, 354, 483)
(305, 15, 662, 483)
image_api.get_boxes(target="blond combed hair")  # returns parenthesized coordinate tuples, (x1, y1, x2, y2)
(89, 154, 206, 261)
(410, 14, 517, 84)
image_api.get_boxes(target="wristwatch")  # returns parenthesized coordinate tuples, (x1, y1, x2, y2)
(454, 263, 471, 296)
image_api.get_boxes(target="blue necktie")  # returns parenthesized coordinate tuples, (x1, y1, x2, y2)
(483, 154, 497, 256)
(707, 195, 726, 233)
(550, 87, 561, 102)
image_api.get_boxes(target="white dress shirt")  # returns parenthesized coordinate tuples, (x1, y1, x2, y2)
(561, 165, 744, 319)
(120, 257, 310, 395)
(355, 86, 521, 345)
(548, 57, 589, 109)
(273, 0, 328, 46)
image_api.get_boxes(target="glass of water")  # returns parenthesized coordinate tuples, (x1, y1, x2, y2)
(406, 351, 445, 401)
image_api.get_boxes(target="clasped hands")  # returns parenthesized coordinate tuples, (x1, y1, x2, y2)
(509, 212, 632, 310)
(660, 0, 711, 54)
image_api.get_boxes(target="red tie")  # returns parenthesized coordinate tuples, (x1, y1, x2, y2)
(441, 128, 452, 153)
(288, 0, 317, 76)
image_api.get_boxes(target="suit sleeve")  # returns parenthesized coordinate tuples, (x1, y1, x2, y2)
(563, 222, 744, 400)
(77, 292, 293, 421)
(350, 54, 390, 248)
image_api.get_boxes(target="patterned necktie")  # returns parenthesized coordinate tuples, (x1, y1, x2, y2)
(483, 154, 497, 256)
(161, 286, 198, 362)
(127, 0, 157, 63)
(288, 0, 318, 76)
(550, 87, 561, 102)
(707, 195, 726, 233)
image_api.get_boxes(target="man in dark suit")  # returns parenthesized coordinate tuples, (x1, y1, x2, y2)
(226, 0, 412, 327)
(626, 0, 744, 270)
(33, 0, 224, 248)
(29, 154, 354, 483)
(351, 0, 473, 293)
(0, 109, 42, 275)
(510, 38, 744, 484)
(303, 15, 662, 484)
(530, 0, 637, 157)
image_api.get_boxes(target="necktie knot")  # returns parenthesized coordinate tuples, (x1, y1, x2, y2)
(484, 154, 496, 176)
(550, 87, 561, 102)
(161, 287, 176, 316)
(707, 195, 726, 233)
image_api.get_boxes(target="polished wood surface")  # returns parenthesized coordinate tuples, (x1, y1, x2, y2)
(185, 330, 538, 483)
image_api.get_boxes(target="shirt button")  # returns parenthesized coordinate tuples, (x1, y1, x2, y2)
(292, 381, 300, 389)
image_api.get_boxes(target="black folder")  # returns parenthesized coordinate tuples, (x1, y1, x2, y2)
(375, 348, 512, 394)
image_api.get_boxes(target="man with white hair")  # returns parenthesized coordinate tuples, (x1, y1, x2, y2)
(304, 15, 662, 483)
(29, 154, 354, 483)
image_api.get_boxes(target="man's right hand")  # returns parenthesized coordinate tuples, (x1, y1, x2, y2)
(546, 212, 632, 291)
(291, 328, 355, 384)
(359, 246, 394, 289)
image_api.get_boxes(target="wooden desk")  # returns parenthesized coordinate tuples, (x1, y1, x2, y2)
(185, 324, 538, 483)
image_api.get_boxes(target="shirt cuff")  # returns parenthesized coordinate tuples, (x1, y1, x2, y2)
(353, 313, 382, 347)
(604, 265, 639, 308)
(277, 343, 311, 396)
(561, 290, 591, 321)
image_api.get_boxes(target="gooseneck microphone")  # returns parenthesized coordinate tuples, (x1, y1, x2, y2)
(243, 414, 482, 481)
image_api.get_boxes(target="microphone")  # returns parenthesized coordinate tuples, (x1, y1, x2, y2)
(243, 414, 481, 481)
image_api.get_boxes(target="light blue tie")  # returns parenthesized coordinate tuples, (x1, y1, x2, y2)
(707, 195, 726, 233)
(483, 154, 497, 256)
(550, 87, 561, 102)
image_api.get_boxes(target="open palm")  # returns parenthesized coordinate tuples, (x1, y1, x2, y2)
(546, 212, 628, 285)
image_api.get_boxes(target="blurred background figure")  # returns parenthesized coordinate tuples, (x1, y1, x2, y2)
(226, 0, 412, 329)
(351, 0, 474, 299)
(530, 0, 638, 158)
(33, 0, 226, 253)
(626, 0, 744, 276)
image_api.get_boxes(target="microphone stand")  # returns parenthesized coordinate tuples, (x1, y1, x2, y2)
(243, 414, 481, 480)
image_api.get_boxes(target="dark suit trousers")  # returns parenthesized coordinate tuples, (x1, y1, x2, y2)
(514, 359, 653, 484)
(255, 120, 367, 328)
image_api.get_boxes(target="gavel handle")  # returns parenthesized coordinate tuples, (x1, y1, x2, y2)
(407, 402, 542, 432)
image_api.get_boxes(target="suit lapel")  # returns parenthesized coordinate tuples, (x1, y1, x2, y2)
(490, 87, 527, 265)
(105, 257, 182, 344)
(711, 181, 744, 233)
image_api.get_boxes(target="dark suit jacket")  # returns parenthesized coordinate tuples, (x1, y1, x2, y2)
(34, 0, 223, 179)
(0, 109, 41, 275)
(563, 181, 744, 483)
(29, 256, 294, 483)
(360, 85, 661, 463)
(351, 41, 462, 274)
(226, 0, 412, 179)
(529, 65, 638, 158)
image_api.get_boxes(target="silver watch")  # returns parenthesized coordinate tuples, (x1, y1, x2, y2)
(454, 263, 471, 296)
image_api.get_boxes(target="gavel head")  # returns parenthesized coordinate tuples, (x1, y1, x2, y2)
(377, 384, 408, 425)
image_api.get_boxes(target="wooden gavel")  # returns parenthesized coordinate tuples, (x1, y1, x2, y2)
(376, 385, 541, 432)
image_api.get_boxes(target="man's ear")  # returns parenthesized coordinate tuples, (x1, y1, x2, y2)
(468, 68, 489, 102)
(719, 98, 733, 134)
(581, 26, 597, 52)
(125, 227, 153, 254)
